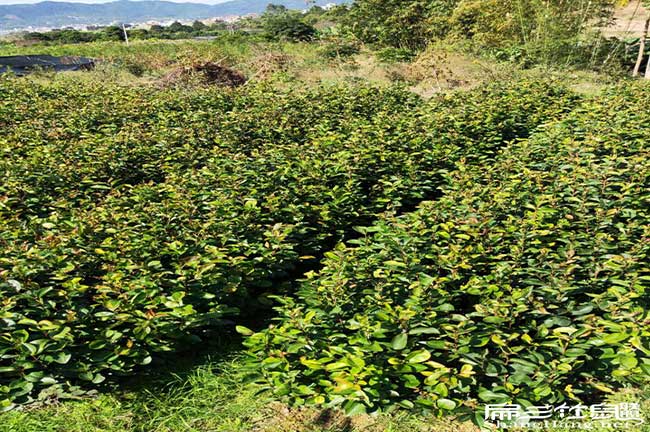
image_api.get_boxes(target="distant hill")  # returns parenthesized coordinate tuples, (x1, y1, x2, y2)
(0, 0, 349, 31)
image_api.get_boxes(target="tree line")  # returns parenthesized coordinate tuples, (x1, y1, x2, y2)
(16, 1, 647, 72)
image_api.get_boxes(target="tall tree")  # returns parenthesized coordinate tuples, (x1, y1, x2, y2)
(344, 0, 460, 49)
(262, 7, 317, 41)
(344, 0, 615, 57)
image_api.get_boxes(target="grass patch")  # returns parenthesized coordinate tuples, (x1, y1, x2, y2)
(0, 353, 475, 432)
(0, 355, 265, 432)
(2, 354, 649, 432)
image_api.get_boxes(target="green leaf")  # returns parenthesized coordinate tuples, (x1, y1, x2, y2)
(602, 333, 629, 344)
(325, 361, 349, 371)
(619, 355, 638, 369)
(391, 333, 408, 350)
(300, 359, 323, 370)
(406, 349, 431, 364)
(640, 363, 650, 376)
(54, 353, 71, 365)
(397, 400, 415, 409)
(437, 398, 457, 410)
(235, 326, 254, 336)
(478, 390, 509, 402)
(344, 402, 367, 416)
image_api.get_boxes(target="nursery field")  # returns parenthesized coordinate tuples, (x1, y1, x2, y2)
(0, 39, 649, 431)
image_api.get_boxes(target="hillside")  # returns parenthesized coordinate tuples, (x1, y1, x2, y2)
(0, 0, 348, 30)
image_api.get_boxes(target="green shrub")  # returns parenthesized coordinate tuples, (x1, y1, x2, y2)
(123, 60, 146, 77)
(0, 78, 575, 408)
(344, 0, 459, 50)
(318, 39, 361, 60)
(375, 47, 417, 63)
(243, 83, 650, 423)
(262, 11, 317, 42)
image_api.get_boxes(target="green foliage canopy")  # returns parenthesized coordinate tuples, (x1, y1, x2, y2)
(0, 78, 574, 409)
(344, 0, 618, 66)
(345, 0, 459, 50)
(262, 7, 317, 42)
(244, 82, 650, 421)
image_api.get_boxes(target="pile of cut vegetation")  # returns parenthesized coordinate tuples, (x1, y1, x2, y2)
(161, 61, 247, 87)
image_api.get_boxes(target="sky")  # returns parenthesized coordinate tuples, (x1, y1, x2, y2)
(0, 0, 232, 4)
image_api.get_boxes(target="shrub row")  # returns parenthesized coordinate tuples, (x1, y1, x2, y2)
(243, 83, 650, 423)
(0, 78, 576, 408)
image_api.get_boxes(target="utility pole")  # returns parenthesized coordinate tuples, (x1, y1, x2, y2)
(122, 23, 129, 45)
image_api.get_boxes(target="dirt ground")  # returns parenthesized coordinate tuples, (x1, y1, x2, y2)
(606, 2, 650, 37)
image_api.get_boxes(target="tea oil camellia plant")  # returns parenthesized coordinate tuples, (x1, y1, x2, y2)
(243, 82, 650, 424)
(0, 77, 576, 408)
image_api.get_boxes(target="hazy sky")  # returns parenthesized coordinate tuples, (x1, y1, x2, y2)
(0, 0, 232, 4)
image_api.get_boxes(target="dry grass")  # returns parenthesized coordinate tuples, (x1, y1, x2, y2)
(251, 402, 480, 432)
(245, 51, 294, 80)
(406, 48, 505, 96)
(291, 47, 510, 98)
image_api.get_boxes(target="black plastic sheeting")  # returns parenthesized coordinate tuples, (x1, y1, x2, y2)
(0, 55, 95, 75)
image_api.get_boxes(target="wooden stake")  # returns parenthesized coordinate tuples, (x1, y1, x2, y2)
(645, 31, 650, 78)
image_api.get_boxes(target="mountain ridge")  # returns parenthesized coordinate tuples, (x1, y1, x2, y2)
(0, 0, 348, 31)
